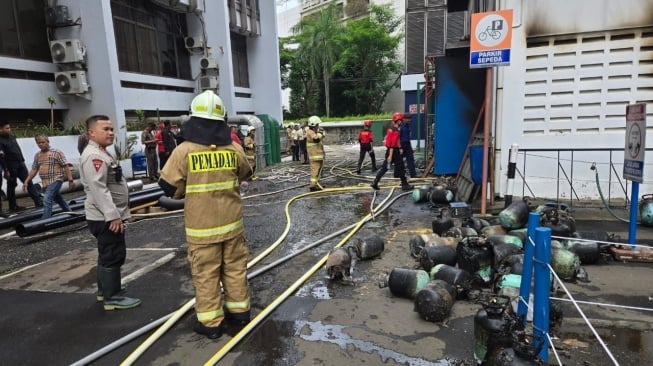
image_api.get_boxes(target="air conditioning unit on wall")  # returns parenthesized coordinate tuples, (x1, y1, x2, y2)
(50, 39, 86, 64)
(55, 71, 89, 94)
(199, 75, 218, 91)
(185, 36, 204, 50)
(200, 56, 217, 70)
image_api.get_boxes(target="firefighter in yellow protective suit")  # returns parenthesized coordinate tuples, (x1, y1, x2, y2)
(306, 115, 325, 191)
(243, 126, 257, 179)
(159, 90, 253, 339)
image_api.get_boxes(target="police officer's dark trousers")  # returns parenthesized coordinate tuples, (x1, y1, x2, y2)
(371, 149, 409, 187)
(401, 141, 417, 177)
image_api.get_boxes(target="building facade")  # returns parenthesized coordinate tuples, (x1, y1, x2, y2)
(400, 0, 653, 200)
(0, 0, 282, 147)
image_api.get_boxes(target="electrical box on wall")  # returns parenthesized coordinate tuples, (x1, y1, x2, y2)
(55, 71, 89, 95)
(50, 39, 86, 64)
(45, 5, 72, 26)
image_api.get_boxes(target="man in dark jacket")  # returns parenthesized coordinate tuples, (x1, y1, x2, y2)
(0, 122, 43, 212)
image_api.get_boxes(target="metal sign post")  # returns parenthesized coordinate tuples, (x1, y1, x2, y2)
(623, 103, 647, 245)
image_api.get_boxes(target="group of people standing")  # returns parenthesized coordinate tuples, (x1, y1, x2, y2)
(284, 112, 418, 193)
(140, 121, 179, 182)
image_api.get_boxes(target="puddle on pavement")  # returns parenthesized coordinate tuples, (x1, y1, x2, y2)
(559, 326, 653, 364)
(296, 280, 332, 300)
(297, 320, 474, 366)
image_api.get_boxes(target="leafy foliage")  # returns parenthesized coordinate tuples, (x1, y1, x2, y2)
(282, 4, 403, 119)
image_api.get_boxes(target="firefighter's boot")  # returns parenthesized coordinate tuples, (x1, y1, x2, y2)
(99, 266, 141, 311)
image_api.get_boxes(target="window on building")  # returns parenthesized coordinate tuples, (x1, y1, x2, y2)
(231, 33, 250, 88)
(111, 0, 191, 80)
(0, 0, 50, 61)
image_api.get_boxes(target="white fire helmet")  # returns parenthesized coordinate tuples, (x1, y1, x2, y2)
(190, 90, 226, 121)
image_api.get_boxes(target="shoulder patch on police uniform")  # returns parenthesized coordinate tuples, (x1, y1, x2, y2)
(92, 159, 103, 172)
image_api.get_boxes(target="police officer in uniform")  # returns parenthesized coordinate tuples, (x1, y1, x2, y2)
(80, 115, 141, 310)
(306, 116, 326, 191)
(356, 119, 377, 174)
(159, 90, 252, 339)
(370, 113, 414, 192)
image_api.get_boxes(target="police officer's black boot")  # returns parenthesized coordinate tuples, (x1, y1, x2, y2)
(96, 265, 126, 302)
(400, 177, 414, 192)
(99, 266, 141, 310)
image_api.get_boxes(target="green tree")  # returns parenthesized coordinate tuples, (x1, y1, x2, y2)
(294, 5, 344, 117)
(333, 5, 403, 114)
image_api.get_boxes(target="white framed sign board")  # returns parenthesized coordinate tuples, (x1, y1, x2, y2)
(623, 103, 647, 183)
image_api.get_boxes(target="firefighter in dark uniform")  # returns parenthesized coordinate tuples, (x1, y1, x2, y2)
(356, 119, 377, 174)
(159, 90, 253, 339)
(80, 115, 141, 310)
(370, 113, 414, 191)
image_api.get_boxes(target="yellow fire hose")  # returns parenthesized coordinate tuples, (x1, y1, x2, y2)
(203, 189, 403, 365)
(120, 185, 399, 366)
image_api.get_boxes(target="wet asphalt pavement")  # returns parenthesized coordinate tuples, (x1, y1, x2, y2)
(0, 144, 652, 365)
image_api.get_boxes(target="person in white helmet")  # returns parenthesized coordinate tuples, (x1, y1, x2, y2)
(243, 126, 257, 177)
(159, 90, 253, 339)
(306, 115, 326, 191)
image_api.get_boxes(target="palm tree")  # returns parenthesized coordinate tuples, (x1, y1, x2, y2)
(296, 5, 343, 117)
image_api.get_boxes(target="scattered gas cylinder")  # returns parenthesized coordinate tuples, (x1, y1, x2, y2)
(388, 267, 431, 299)
(494, 336, 545, 366)
(565, 240, 601, 264)
(432, 217, 454, 235)
(419, 244, 457, 271)
(507, 228, 528, 244)
(325, 247, 352, 280)
(429, 264, 473, 299)
(640, 194, 653, 226)
(462, 217, 485, 232)
(491, 243, 523, 271)
(444, 226, 478, 239)
(456, 236, 494, 285)
(412, 187, 431, 203)
(486, 234, 523, 249)
(551, 247, 581, 281)
(498, 200, 530, 230)
(482, 225, 508, 236)
(495, 274, 522, 301)
(414, 280, 455, 322)
(474, 296, 519, 365)
(497, 253, 525, 275)
(354, 234, 384, 260)
(430, 187, 454, 204)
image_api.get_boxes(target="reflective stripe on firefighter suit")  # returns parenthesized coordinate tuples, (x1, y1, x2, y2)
(243, 135, 256, 172)
(306, 128, 324, 188)
(160, 141, 252, 327)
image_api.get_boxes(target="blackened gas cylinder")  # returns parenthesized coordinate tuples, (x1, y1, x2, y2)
(494, 338, 545, 366)
(388, 268, 430, 299)
(414, 280, 455, 322)
(640, 194, 653, 226)
(474, 296, 516, 365)
(498, 200, 530, 230)
(565, 240, 601, 264)
(354, 235, 384, 260)
(429, 264, 473, 299)
(456, 236, 493, 285)
(418, 244, 457, 271)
